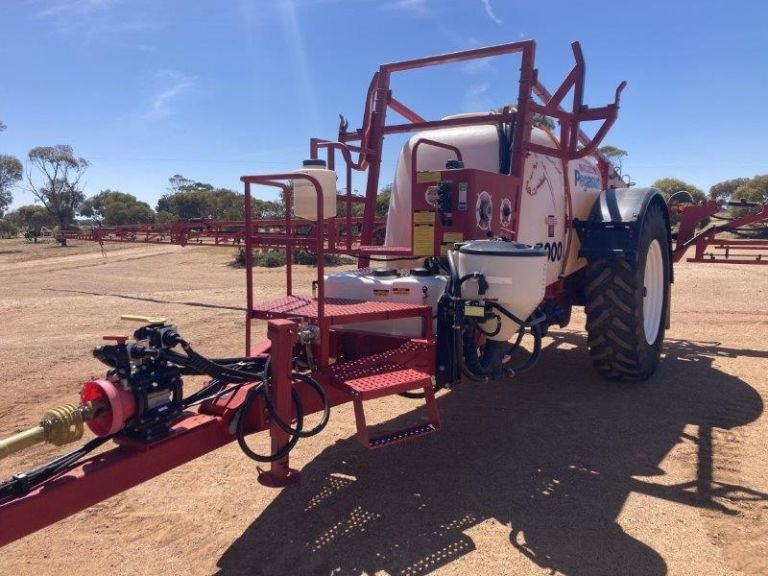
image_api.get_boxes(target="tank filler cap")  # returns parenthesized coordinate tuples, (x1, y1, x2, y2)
(458, 240, 547, 258)
(445, 160, 464, 169)
(302, 159, 327, 167)
(371, 268, 399, 277)
(410, 267, 435, 277)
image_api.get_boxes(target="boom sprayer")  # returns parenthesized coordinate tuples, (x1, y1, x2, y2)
(1, 39, 687, 547)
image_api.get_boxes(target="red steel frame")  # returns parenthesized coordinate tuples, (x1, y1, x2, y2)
(674, 200, 768, 265)
(331, 39, 624, 277)
(0, 40, 627, 547)
(63, 217, 385, 250)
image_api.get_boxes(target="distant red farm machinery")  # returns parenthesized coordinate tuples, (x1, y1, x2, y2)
(673, 198, 768, 265)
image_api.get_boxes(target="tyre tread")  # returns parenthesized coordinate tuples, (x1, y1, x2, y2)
(584, 202, 669, 381)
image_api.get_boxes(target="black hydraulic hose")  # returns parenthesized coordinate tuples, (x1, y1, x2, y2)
(503, 322, 543, 375)
(474, 314, 502, 337)
(459, 301, 546, 381)
(167, 343, 328, 456)
(446, 249, 459, 296)
(0, 434, 114, 503)
(177, 360, 263, 379)
(485, 301, 528, 328)
(458, 272, 486, 292)
(182, 378, 226, 406)
(235, 385, 303, 463)
(203, 355, 269, 366)
(457, 326, 488, 382)
(462, 327, 507, 378)
(506, 326, 525, 353)
(261, 370, 330, 438)
(235, 353, 329, 460)
(163, 348, 265, 383)
(487, 303, 544, 375)
(182, 379, 254, 408)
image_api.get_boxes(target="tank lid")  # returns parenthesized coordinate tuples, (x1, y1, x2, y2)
(410, 267, 435, 277)
(371, 268, 399, 277)
(302, 159, 327, 167)
(445, 160, 464, 169)
(457, 240, 547, 257)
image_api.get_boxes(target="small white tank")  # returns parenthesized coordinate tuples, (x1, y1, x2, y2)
(456, 240, 547, 341)
(324, 268, 448, 336)
(293, 159, 337, 220)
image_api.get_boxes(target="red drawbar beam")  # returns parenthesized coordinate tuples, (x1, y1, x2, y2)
(0, 365, 356, 547)
(0, 413, 233, 548)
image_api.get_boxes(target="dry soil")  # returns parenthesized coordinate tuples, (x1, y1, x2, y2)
(0, 238, 766, 576)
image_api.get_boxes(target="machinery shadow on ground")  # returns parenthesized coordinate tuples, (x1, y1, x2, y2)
(41, 287, 246, 312)
(217, 333, 765, 576)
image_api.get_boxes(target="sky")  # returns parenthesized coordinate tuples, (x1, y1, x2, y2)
(1, 0, 767, 211)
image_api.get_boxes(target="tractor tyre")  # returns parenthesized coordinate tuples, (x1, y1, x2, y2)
(584, 203, 670, 380)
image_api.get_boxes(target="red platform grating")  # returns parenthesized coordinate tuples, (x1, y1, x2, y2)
(329, 339, 430, 383)
(250, 295, 430, 324)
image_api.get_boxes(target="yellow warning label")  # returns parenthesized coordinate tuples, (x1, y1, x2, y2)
(413, 211, 435, 225)
(440, 232, 464, 255)
(464, 304, 485, 317)
(416, 171, 442, 184)
(413, 224, 435, 256)
(372, 289, 389, 298)
(393, 287, 410, 296)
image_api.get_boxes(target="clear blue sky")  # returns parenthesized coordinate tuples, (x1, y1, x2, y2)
(2, 0, 766, 211)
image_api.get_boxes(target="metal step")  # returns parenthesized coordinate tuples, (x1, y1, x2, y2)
(369, 423, 439, 448)
(340, 367, 441, 449)
(345, 368, 432, 399)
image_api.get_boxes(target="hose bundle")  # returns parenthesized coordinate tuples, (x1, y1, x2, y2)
(0, 337, 331, 501)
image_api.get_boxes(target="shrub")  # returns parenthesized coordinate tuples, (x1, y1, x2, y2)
(232, 248, 354, 268)
(0, 219, 19, 238)
(253, 250, 286, 267)
(292, 249, 354, 267)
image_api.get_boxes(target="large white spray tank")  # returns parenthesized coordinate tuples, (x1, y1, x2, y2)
(384, 118, 604, 284)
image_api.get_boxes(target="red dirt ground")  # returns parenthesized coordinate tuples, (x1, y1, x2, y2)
(0, 238, 766, 575)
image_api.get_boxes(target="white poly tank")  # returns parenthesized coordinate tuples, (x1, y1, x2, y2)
(456, 240, 548, 341)
(324, 268, 447, 337)
(293, 159, 337, 221)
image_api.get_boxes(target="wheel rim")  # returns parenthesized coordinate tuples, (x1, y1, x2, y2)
(643, 239, 664, 344)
